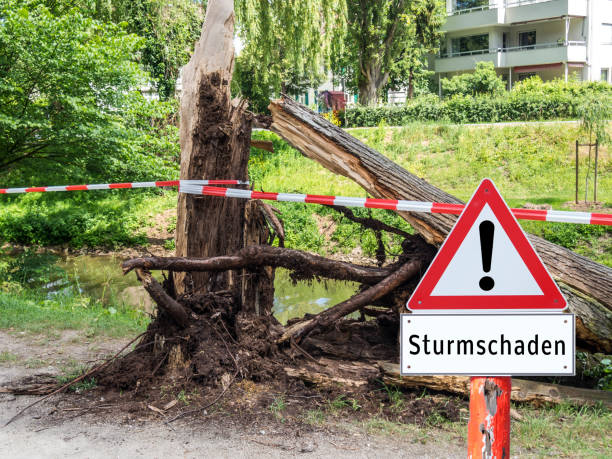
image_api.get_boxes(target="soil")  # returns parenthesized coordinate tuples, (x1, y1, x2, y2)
(0, 330, 467, 458)
(0, 394, 465, 458)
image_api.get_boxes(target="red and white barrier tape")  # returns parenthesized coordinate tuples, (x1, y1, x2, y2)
(1, 179, 609, 226)
(179, 184, 612, 226)
(0, 180, 248, 194)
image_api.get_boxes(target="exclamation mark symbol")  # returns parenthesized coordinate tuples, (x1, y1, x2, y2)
(479, 220, 495, 291)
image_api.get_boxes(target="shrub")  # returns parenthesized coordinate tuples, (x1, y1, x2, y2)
(441, 62, 506, 98)
(342, 79, 611, 127)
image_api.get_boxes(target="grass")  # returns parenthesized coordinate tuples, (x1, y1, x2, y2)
(511, 403, 612, 456)
(0, 287, 149, 339)
(270, 395, 287, 421)
(304, 409, 326, 426)
(250, 124, 611, 266)
(56, 363, 98, 392)
(0, 351, 18, 363)
(356, 401, 611, 457)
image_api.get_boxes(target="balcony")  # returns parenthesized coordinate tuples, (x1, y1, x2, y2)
(443, 5, 503, 33)
(501, 41, 586, 67)
(505, 0, 587, 23)
(443, 0, 587, 32)
(435, 41, 586, 72)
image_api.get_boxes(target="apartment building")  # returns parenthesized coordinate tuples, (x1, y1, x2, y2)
(435, 0, 612, 89)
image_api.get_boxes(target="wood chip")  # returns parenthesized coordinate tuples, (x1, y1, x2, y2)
(163, 400, 178, 411)
(147, 404, 165, 415)
(510, 408, 524, 421)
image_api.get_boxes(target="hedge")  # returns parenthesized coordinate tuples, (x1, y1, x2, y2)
(341, 83, 612, 127)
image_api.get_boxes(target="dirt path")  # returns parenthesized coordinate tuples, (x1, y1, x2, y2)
(0, 330, 466, 458)
(0, 394, 465, 458)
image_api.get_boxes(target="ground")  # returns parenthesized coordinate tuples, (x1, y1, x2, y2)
(0, 330, 466, 458)
(1, 330, 610, 458)
(0, 396, 465, 458)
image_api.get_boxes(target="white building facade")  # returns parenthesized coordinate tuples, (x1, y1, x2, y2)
(435, 0, 612, 89)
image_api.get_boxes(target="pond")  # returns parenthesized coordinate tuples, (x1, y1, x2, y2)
(1, 252, 359, 324)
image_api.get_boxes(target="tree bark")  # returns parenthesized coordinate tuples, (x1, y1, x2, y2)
(268, 96, 612, 353)
(174, 0, 273, 314)
(407, 67, 414, 99)
(278, 259, 422, 343)
(122, 245, 394, 285)
(358, 63, 389, 106)
(358, 75, 378, 107)
(379, 362, 612, 409)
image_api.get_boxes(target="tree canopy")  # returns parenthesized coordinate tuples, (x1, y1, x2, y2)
(0, 0, 178, 182)
(333, 0, 445, 106)
(98, 0, 205, 100)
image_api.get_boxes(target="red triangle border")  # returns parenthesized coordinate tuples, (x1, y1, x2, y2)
(407, 179, 566, 311)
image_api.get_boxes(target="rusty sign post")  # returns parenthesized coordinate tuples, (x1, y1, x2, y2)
(403, 179, 572, 458)
(467, 377, 511, 458)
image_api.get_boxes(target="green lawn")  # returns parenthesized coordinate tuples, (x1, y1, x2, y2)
(0, 287, 149, 339)
(250, 123, 611, 265)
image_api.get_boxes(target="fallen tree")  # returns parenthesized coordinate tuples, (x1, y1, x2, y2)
(267, 96, 612, 354)
(94, 0, 612, 412)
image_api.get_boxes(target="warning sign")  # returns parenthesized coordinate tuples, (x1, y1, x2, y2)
(407, 179, 566, 311)
(400, 314, 575, 375)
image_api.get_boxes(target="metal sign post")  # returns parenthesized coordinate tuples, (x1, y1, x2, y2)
(467, 377, 511, 458)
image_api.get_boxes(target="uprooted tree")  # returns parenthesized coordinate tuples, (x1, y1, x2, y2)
(104, 0, 611, 408)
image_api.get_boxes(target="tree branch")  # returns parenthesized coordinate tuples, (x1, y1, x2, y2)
(123, 245, 392, 285)
(278, 258, 422, 343)
(134, 268, 190, 328)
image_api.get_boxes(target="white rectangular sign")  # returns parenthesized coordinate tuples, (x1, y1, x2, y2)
(400, 314, 574, 376)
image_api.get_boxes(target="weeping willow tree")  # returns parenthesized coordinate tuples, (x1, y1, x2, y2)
(235, 0, 346, 109)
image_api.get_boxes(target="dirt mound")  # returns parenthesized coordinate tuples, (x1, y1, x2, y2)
(98, 291, 289, 392)
(91, 284, 463, 430)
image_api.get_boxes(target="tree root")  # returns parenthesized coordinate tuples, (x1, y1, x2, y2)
(278, 259, 422, 343)
(134, 268, 190, 328)
(122, 245, 397, 285)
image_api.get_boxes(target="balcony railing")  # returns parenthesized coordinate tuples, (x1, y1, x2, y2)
(439, 40, 586, 58)
(448, 0, 565, 14)
(505, 0, 554, 7)
(448, 4, 495, 15)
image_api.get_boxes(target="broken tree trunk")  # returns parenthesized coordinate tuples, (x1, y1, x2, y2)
(174, 0, 273, 314)
(268, 96, 612, 353)
(379, 362, 612, 409)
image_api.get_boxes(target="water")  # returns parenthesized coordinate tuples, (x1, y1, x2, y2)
(1, 252, 358, 323)
(272, 269, 359, 324)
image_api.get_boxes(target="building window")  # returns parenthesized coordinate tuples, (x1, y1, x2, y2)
(602, 24, 612, 44)
(602, 69, 609, 82)
(451, 34, 489, 55)
(519, 31, 536, 49)
(518, 72, 536, 81)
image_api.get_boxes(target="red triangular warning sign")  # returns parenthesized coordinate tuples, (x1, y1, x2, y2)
(408, 179, 566, 311)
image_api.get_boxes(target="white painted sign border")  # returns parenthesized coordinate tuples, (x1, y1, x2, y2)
(400, 313, 575, 376)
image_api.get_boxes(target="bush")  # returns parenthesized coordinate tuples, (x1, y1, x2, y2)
(342, 79, 611, 127)
(441, 62, 505, 98)
(0, 191, 169, 248)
